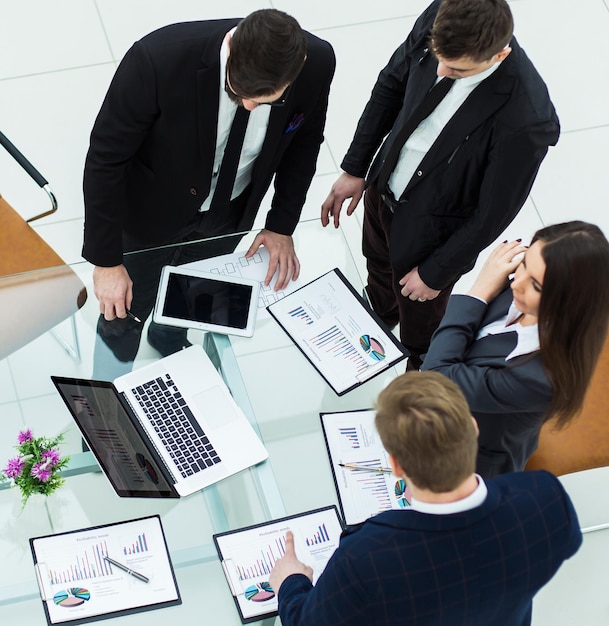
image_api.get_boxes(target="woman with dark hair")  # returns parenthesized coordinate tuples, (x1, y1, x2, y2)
(421, 221, 609, 478)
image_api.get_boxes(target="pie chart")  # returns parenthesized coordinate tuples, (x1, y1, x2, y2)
(359, 335, 386, 361)
(244, 581, 275, 602)
(53, 587, 91, 607)
(394, 479, 411, 508)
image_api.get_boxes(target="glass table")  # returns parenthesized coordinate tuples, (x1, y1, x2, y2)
(0, 220, 402, 624)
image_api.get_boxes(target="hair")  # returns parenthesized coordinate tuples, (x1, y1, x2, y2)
(227, 9, 307, 99)
(531, 221, 609, 429)
(375, 371, 478, 493)
(430, 0, 514, 62)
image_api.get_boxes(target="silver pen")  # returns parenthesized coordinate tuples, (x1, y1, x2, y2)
(104, 556, 149, 583)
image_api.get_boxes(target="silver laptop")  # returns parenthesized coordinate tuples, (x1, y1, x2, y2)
(51, 344, 268, 498)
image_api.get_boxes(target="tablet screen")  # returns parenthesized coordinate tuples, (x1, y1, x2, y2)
(163, 272, 252, 329)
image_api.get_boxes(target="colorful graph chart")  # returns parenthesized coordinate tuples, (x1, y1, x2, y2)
(48, 541, 111, 584)
(305, 523, 331, 546)
(244, 582, 275, 603)
(53, 588, 91, 607)
(288, 305, 314, 325)
(394, 479, 412, 508)
(348, 458, 392, 511)
(235, 536, 286, 581)
(123, 532, 149, 555)
(339, 426, 361, 449)
(359, 335, 386, 361)
(310, 325, 369, 374)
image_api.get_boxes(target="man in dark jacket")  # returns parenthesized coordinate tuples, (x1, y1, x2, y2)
(83, 9, 335, 369)
(321, 0, 558, 369)
(270, 372, 581, 626)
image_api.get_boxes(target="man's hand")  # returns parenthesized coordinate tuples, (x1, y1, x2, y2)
(269, 531, 313, 595)
(93, 264, 133, 320)
(399, 267, 441, 302)
(321, 173, 365, 229)
(245, 230, 300, 290)
(468, 239, 527, 302)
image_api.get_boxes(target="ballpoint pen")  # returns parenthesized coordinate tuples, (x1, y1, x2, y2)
(339, 463, 392, 474)
(126, 309, 142, 323)
(104, 556, 149, 583)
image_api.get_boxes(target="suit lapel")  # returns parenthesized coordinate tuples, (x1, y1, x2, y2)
(256, 103, 291, 166)
(195, 24, 239, 182)
(404, 66, 515, 194)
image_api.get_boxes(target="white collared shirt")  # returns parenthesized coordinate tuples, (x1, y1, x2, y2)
(477, 300, 540, 360)
(388, 62, 501, 200)
(199, 29, 271, 212)
(410, 474, 488, 515)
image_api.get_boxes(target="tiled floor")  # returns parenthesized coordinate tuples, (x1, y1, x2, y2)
(1, 1, 609, 624)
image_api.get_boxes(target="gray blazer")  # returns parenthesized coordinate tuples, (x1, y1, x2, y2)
(421, 288, 552, 477)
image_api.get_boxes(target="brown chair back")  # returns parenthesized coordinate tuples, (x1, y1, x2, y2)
(525, 334, 609, 475)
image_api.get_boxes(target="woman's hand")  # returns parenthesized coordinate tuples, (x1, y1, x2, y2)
(468, 240, 527, 302)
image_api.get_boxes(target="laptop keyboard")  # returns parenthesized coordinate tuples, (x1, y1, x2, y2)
(131, 374, 221, 478)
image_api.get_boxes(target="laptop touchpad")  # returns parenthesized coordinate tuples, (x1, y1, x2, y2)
(193, 386, 239, 430)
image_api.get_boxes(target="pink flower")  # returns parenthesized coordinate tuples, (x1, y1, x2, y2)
(17, 429, 33, 444)
(31, 462, 51, 482)
(4, 457, 26, 478)
(42, 448, 61, 466)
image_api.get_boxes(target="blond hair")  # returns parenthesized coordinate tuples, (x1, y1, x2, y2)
(375, 372, 477, 492)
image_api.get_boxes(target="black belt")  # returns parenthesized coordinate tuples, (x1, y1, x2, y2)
(380, 192, 400, 213)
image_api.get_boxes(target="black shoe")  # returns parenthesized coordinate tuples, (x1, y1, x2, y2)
(147, 323, 192, 357)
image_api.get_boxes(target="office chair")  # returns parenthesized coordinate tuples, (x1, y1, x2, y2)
(0, 131, 87, 361)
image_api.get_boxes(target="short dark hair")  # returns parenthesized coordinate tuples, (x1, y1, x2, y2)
(430, 0, 514, 62)
(227, 9, 307, 99)
(375, 371, 478, 492)
(532, 221, 609, 428)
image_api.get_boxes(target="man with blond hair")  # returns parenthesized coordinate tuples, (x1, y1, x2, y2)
(270, 371, 581, 625)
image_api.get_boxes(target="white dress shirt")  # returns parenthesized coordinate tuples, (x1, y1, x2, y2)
(199, 30, 271, 212)
(388, 62, 501, 200)
(410, 474, 488, 515)
(477, 299, 540, 361)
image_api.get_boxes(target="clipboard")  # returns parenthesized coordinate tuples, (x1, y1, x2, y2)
(267, 268, 408, 395)
(320, 409, 413, 525)
(30, 515, 181, 625)
(213, 506, 343, 623)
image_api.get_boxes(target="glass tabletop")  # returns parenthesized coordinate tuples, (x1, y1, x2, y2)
(0, 219, 402, 624)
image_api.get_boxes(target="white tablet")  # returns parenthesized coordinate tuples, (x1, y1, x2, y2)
(153, 265, 260, 337)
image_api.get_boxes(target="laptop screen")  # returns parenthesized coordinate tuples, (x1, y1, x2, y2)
(51, 377, 178, 498)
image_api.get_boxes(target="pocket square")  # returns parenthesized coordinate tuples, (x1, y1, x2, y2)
(284, 113, 304, 134)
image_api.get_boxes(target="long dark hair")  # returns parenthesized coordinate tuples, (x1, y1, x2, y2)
(534, 221, 609, 428)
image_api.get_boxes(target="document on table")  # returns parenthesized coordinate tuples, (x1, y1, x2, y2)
(214, 506, 343, 623)
(267, 268, 408, 395)
(30, 515, 180, 625)
(182, 247, 302, 319)
(321, 409, 413, 525)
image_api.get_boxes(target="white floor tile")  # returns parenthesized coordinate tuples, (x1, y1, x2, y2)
(511, 0, 609, 132)
(0, 0, 110, 79)
(273, 0, 430, 31)
(528, 127, 609, 233)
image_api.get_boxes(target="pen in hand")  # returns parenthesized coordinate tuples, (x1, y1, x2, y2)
(126, 310, 142, 323)
(104, 556, 149, 583)
(339, 462, 392, 474)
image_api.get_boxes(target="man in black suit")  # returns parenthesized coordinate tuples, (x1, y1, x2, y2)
(321, 0, 559, 370)
(269, 371, 581, 626)
(83, 9, 335, 369)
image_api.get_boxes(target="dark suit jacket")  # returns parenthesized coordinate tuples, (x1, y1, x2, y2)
(82, 20, 335, 267)
(341, 0, 559, 289)
(421, 289, 553, 477)
(278, 471, 581, 626)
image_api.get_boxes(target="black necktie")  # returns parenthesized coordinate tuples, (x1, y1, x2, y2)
(210, 105, 250, 212)
(377, 77, 455, 197)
